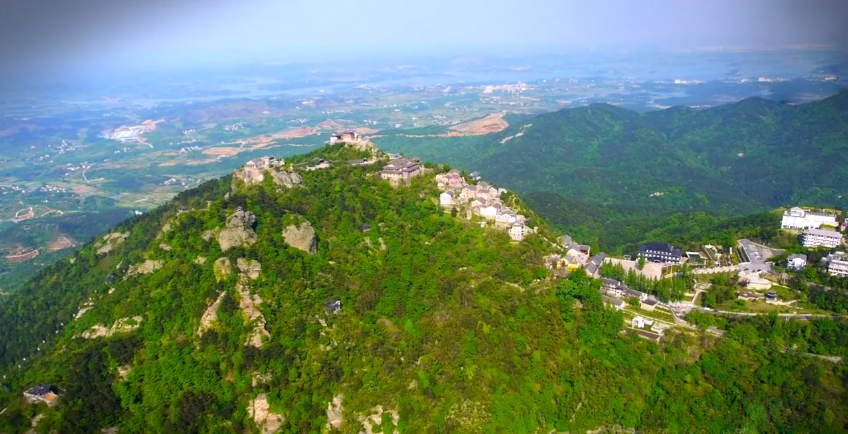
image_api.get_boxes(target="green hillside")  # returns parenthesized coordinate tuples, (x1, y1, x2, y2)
(373, 91, 848, 234)
(1, 145, 847, 433)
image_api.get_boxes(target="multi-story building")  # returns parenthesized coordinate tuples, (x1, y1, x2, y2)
(801, 229, 844, 248)
(439, 190, 455, 208)
(509, 222, 528, 241)
(826, 252, 848, 277)
(781, 207, 837, 229)
(637, 242, 683, 264)
(380, 158, 421, 182)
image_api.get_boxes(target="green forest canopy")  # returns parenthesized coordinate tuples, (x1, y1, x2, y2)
(0, 145, 846, 433)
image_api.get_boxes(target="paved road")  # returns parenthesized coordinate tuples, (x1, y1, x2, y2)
(691, 307, 845, 321)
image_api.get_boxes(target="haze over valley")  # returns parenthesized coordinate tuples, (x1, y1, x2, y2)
(1, 1, 848, 433)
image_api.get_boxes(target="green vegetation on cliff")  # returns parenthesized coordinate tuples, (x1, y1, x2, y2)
(0, 144, 847, 433)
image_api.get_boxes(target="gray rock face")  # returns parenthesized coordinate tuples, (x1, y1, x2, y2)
(125, 260, 164, 278)
(234, 164, 301, 189)
(96, 232, 128, 255)
(282, 221, 317, 254)
(248, 394, 285, 434)
(237, 258, 262, 280)
(214, 257, 232, 281)
(269, 170, 302, 188)
(197, 292, 225, 337)
(217, 209, 258, 251)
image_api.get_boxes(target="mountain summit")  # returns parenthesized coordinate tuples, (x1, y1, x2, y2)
(0, 143, 846, 433)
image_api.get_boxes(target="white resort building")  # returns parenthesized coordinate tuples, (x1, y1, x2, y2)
(781, 207, 837, 230)
(801, 228, 844, 248)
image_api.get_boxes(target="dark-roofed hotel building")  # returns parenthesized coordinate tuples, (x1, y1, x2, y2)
(380, 158, 421, 182)
(637, 242, 683, 264)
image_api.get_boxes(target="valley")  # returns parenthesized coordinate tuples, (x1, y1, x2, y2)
(0, 57, 846, 294)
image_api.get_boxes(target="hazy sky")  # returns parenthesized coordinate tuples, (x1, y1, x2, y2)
(1, 0, 846, 73)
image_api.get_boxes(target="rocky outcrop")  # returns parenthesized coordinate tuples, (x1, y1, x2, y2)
(326, 394, 344, 432)
(96, 232, 128, 255)
(197, 292, 225, 337)
(236, 168, 265, 185)
(232, 257, 268, 346)
(213, 257, 232, 281)
(251, 371, 272, 387)
(269, 170, 302, 188)
(125, 260, 164, 278)
(159, 243, 172, 252)
(116, 365, 132, 381)
(217, 209, 257, 251)
(237, 258, 262, 280)
(248, 394, 285, 434)
(74, 301, 94, 320)
(357, 406, 399, 434)
(234, 159, 301, 189)
(80, 316, 142, 339)
(282, 220, 317, 254)
(238, 282, 269, 347)
(157, 221, 172, 239)
(194, 256, 207, 265)
(346, 139, 378, 153)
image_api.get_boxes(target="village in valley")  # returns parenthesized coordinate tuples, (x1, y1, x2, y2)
(539, 205, 848, 341)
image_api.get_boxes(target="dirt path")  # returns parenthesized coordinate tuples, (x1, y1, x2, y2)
(449, 113, 509, 135)
(38, 209, 64, 218)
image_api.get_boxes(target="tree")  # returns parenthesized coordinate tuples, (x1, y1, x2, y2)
(638, 255, 646, 270)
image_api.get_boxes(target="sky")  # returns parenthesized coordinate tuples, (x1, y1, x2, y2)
(0, 0, 846, 74)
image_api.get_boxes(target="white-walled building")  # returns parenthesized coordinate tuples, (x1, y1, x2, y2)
(781, 207, 837, 230)
(480, 205, 499, 220)
(509, 222, 528, 241)
(801, 228, 844, 248)
(826, 252, 848, 277)
(787, 254, 807, 271)
(439, 191, 454, 208)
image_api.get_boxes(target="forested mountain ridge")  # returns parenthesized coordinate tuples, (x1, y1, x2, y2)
(376, 90, 848, 215)
(0, 144, 847, 433)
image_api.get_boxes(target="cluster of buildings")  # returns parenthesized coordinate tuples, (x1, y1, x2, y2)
(244, 156, 283, 177)
(50, 140, 77, 155)
(778, 206, 848, 277)
(545, 236, 592, 272)
(600, 278, 660, 311)
(433, 169, 532, 241)
(38, 184, 67, 193)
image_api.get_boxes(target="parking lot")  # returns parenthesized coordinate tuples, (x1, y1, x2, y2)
(738, 239, 783, 273)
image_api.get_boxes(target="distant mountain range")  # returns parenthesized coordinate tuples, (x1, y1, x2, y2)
(375, 90, 848, 248)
